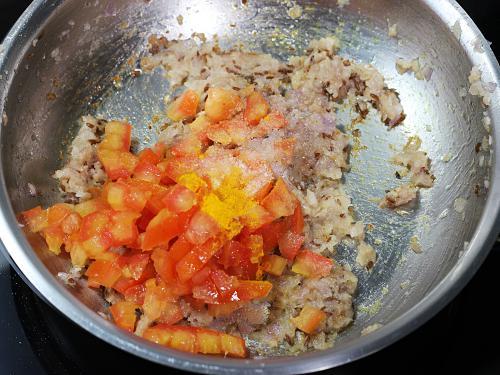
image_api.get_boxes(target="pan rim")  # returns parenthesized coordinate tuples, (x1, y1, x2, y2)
(0, 0, 499, 373)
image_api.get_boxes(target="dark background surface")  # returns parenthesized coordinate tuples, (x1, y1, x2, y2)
(0, 1, 499, 374)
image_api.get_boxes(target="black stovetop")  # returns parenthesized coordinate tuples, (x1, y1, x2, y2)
(1, 1, 499, 374)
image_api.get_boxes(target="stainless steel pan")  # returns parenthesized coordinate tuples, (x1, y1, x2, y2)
(0, 0, 499, 373)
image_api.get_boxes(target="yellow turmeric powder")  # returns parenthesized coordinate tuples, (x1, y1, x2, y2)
(201, 168, 256, 239)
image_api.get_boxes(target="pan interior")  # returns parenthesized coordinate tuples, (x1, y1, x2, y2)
(0, 0, 492, 364)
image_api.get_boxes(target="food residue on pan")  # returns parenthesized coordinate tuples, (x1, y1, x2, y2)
(21, 30, 436, 358)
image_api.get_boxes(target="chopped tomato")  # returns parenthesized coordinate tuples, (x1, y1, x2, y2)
(47, 203, 73, 226)
(259, 111, 287, 130)
(210, 269, 239, 299)
(110, 301, 139, 332)
(169, 235, 194, 262)
(22, 206, 48, 233)
(142, 279, 175, 321)
(142, 208, 183, 250)
(167, 89, 200, 122)
(254, 219, 288, 254)
(113, 261, 155, 296)
(205, 88, 241, 122)
(99, 121, 132, 152)
(109, 211, 140, 246)
(184, 210, 220, 245)
(291, 250, 333, 278)
(261, 255, 287, 276)
(176, 238, 223, 282)
(122, 283, 147, 305)
(244, 91, 270, 125)
(161, 184, 196, 213)
(97, 148, 138, 181)
(43, 226, 65, 255)
(85, 259, 122, 288)
(278, 230, 304, 261)
(104, 180, 152, 213)
(170, 135, 203, 157)
(143, 325, 247, 358)
(151, 247, 176, 283)
(286, 204, 304, 235)
(133, 161, 162, 184)
(138, 147, 162, 165)
(157, 302, 184, 325)
(207, 301, 241, 317)
(290, 304, 326, 334)
(219, 240, 257, 280)
(189, 115, 211, 142)
(261, 178, 298, 219)
(241, 205, 274, 232)
(74, 198, 108, 217)
(233, 280, 272, 302)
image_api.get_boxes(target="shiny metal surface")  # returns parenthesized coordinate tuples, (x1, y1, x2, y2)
(0, 0, 499, 373)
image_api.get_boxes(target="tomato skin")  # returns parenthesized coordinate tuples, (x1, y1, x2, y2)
(110, 301, 139, 332)
(278, 230, 305, 261)
(168, 235, 194, 262)
(244, 91, 270, 126)
(291, 250, 333, 278)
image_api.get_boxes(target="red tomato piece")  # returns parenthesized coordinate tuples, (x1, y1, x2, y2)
(176, 238, 223, 282)
(157, 302, 184, 325)
(151, 247, 176, 283)
(241, 204, 274, 232)
(122, 283, 147, 305)
(47, 203, 73, 226)
(286, 204, 304, 235)
(161, 184, 196, 213)
(97, 148, 138, 181)
(85, 259, 122, 288)
(210, 269, 239, 299)
(138, 147, 162, 165)
(21, 206, 48, 233)
(278, 230, 305, 261)
(167, 89, 200, 122)
(261, 254, 288, 276)
(290, 304, 326, 334)
(291, 250, 333, 278)
(192, 277, 220, 304)
(99, 121, 132, 152)
(261, 178, 298, 220)
(110, 301, 139, 332)
(244, 91, 270, 125)
(205, 87, 242, 122)
(109, 211, 140, 246)
(233, 280, 272, 302)
(254, 219, 288, 254)
(142, 208, 183, 250)
(168, 235, 194, 262)
(207, 301, 242, 317)
(133, 161, 162, 184)
(184, 210, 220, 245)
(170, 135, 203, 157)
(259, 111, 288, 131)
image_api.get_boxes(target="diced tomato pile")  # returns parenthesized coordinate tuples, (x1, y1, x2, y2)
(21, 87, 335, 357)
